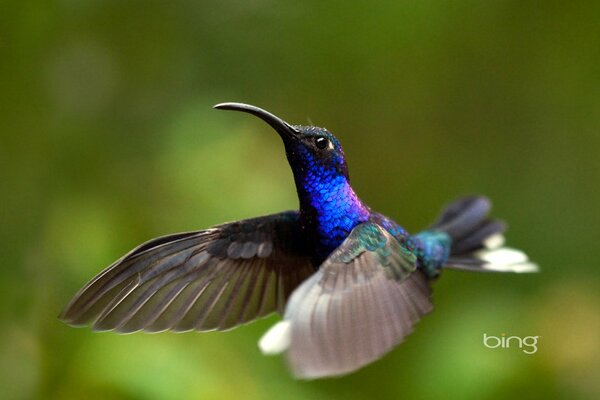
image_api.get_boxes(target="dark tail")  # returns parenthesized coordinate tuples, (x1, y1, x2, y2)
(432, 196, 538, 273)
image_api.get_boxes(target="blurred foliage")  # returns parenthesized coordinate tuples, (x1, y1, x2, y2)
(1, 1, 600, 399)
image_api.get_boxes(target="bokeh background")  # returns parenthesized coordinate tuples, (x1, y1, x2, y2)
(2, 1, 599, 399)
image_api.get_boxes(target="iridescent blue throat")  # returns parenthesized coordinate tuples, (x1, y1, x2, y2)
(293, 160, 371, 255)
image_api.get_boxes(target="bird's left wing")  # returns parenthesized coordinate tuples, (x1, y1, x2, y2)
(60, 211, 315, 333)
(261, 222, 432, 379)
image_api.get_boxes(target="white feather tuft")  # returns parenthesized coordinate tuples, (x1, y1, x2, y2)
(475, 247, 528, 265)
(483, 234, 505, 249)
(474, 247, 539, 273)
(481, 262, 539, 273)
(258, 321, 291, 355)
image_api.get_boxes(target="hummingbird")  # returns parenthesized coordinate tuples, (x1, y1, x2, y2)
(60, 103, 538, 379)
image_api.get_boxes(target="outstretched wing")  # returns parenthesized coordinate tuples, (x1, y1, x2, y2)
(60, 211, 315, 333)
(266, 222, 433, 379)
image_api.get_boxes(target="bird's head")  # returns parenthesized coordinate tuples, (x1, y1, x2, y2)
(214, 103, 349, 180)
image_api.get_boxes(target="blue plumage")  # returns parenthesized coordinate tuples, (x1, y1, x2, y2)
(413, 231, 452, 277)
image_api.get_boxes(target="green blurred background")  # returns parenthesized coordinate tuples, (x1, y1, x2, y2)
(2, 1, 599, 399)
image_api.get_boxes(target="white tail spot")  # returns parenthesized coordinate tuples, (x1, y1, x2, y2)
(484, 234, 505, 249)
(475, 247, 539, 273)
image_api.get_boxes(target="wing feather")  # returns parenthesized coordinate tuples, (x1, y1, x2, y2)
(270, 222, 433, 379)
(60, 212, 315, 333)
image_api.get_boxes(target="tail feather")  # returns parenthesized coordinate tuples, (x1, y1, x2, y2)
(450, 219, 506, 255)
(434, 196, 538, 273)
(432, 196, 491, 238)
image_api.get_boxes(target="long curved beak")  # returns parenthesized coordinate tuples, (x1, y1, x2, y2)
(214, 102, 298, 141)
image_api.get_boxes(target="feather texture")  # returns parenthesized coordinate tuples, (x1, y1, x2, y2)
(60, 211, 315, 333)
(269, 222, 432, 379)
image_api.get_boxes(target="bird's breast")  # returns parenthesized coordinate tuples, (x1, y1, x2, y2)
(297, 173, 370, 263)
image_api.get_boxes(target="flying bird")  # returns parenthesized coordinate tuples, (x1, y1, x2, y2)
(60, 103, 538, 379)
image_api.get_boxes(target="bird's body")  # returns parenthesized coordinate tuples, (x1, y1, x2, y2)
(61, 103, 537, 379)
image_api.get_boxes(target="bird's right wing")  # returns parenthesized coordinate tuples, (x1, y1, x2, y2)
(261, 222, 433, 379)
(60, 211, 315, 333)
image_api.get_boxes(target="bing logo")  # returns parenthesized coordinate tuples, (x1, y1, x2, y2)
(483, 333, 539, 354)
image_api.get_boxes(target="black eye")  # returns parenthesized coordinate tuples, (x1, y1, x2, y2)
(315, 136, 329, 149)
